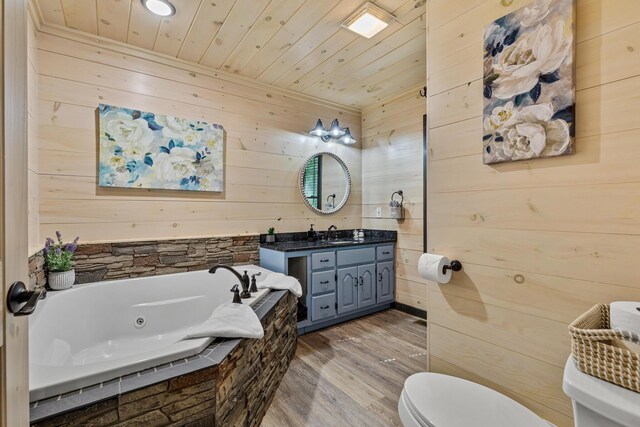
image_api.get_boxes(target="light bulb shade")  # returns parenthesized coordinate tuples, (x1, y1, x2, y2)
(328, 119, 346, 138)
(342, 2, 395, 39)
(309, 119, 327, 137)
(340, 127, 356, 144)
(141, 0, 176, 17)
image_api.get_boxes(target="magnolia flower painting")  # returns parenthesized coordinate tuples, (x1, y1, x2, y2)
(98, 104, 224, 191)
(483, 0, 574, 164)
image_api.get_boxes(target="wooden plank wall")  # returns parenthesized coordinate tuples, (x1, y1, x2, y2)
(27, 10, 39, 254)
(35, 29, 362, 244)
(362, 88, 426, 311)
(426, 0, 640, 425)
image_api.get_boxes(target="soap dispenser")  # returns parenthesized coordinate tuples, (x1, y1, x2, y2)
(308, 224, 316, 242)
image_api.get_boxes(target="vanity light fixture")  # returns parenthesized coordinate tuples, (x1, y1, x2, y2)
(342, 2, 395, 39)
(309, 119, 355, 144)
(141, 0, 176, 17)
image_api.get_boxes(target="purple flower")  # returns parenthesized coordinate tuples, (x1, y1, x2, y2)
(64, 243, 77, 253)
(55, 247, 62, 255)
(44, 238, 54, 255)
(56, 231, 62, 244)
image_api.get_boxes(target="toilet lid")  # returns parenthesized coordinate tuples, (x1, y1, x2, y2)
(403, 373, 549, 427)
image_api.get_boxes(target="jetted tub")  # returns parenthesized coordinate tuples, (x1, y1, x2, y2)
(29, 265, 271, 401)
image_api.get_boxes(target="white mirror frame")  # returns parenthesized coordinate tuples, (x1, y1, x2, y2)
(299, 152, 351, 215)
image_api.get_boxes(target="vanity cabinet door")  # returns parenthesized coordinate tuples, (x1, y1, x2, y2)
(357, 264, 376, 309)
(376, 261, 394, 303)
(337, 267, 358, 315)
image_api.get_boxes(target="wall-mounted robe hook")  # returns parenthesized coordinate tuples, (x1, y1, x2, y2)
(419, 86, 427, 98)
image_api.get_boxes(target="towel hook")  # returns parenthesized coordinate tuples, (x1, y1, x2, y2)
(391, 190, 403, 205)
(390, 190, 404, 221)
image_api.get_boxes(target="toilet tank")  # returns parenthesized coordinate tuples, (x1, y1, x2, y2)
(563, 357, 640, 427)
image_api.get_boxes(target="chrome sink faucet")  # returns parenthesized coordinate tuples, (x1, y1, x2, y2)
(328, 224, 338, 240)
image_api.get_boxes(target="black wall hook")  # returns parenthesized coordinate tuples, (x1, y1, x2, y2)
(419, 86, 427, 98)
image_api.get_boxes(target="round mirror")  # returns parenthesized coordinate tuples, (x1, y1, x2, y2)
(299, 152, 351, 215)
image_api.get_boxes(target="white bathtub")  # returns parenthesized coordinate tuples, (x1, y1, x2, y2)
(29, 265, 271, 401)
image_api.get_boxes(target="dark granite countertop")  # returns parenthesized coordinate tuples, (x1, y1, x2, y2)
(260, 229, 397, 252)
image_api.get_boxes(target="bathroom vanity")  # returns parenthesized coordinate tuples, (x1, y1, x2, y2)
(260, 231, 396, 334)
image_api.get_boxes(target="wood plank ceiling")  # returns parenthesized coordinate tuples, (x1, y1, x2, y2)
(33, 0, 426, 109)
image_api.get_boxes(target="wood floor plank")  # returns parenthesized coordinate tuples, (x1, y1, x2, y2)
(262, 309, 427, 426)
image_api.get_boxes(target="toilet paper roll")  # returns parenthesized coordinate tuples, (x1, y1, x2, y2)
(610, 302, 640, 354)
(610, 301, 640, 336)
(418, 253, 452, 284)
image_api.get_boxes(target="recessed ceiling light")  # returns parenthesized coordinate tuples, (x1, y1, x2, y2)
(342, 2, 395, 39)
(141, 0, 175, 17)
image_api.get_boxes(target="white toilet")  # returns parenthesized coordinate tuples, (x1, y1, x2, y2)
(563, 357, 640, 426)
(398, 372, 554, 427)
(399, 358, 640, 427)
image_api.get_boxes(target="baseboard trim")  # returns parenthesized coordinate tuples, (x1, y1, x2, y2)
(393, 302, 427, 319)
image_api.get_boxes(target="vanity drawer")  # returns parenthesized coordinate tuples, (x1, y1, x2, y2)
(311, 294, 336, 322)
(337, 247, 375, 266)
(376, 245, 394, 261)
(311, 252, 335, 270)
(312, 270, 336, 295)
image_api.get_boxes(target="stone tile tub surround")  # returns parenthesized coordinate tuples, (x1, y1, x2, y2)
(28, 235, 260, 289)
(31, 291, 297, 426)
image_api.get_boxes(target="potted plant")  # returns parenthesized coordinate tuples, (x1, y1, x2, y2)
(44, 232, 79, 290)
(265, 227, 276, 243)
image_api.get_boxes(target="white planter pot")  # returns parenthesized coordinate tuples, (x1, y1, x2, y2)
(48, 269, 75, 290)
(265, 235, 276, 243)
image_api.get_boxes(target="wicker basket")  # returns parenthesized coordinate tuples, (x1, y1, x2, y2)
(569, 304, 640, 393)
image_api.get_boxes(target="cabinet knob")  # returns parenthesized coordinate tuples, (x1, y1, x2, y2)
(378, 273, 383, 282)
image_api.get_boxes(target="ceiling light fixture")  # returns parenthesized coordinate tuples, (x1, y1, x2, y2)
(342, 2, 395, 39)
(141, 0, 175, 17)
(309, 119, 356, 144)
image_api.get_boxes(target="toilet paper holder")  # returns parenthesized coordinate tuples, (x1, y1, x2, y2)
(442, 260, 463, 274)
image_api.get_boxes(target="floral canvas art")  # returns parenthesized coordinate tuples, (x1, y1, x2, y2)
(98, 104, 224, 192)
(483, 0, 574, 164)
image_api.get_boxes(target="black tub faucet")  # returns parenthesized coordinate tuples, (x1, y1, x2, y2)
(209, 265, 251, 299)
(250, 272, 261, 293)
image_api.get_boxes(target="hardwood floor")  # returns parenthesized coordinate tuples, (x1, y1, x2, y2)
(262, 309, 427, 427)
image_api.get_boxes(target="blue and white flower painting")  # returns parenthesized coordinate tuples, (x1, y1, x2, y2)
(483, 0, 574, 164)
(98, 104, 224, 191)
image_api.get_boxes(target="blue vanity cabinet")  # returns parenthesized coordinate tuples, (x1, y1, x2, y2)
(376, 261, 394, 304)
(260, 242, 395, 334)
(337, 267, 358, 314)
(357, 264, 376, 309)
